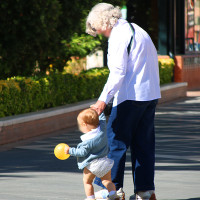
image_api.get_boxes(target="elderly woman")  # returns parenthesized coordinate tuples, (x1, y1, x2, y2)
(86, 3, 160, 200)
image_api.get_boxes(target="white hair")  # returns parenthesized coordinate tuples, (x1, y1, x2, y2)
(86, 3, 122, 37)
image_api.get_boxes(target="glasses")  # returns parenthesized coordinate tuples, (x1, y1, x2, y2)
(91, 27, 96, 32)
(89, 23, 96, 32)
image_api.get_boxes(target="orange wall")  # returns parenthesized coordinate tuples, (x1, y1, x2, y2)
(174, 55, 200, 90)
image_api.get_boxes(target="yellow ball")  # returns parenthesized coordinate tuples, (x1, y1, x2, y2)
(54, 143, 70, 160)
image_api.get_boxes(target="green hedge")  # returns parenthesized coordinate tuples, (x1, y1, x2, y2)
(0, 69, 109, 118)
(0, 59, 174, 118)
(159, 58, 174, 85)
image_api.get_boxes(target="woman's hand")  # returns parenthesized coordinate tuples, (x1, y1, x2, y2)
(90, 100, 106, 115)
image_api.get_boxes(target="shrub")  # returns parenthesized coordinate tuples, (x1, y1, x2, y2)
(0, 59, 174, 118)
(0, 70, 109, 118)
(0, 80, 21, 117)
(159, 58, 175, 84)
(0, 0, 62, 79)
(0, 0, 126, 79)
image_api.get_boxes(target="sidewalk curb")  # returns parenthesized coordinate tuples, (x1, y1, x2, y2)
(0, 82, 187, 146)
(159, 82, 188, 104)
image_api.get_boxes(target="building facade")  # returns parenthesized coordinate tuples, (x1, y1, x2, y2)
(127, 0, 200, 89)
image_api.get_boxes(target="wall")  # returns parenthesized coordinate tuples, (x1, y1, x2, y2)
(174, 55, 200, 89)
(86, 50, 103, 70)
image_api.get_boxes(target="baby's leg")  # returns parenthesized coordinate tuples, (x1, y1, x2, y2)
(101, 170, 120, 200)
(83, 168, 96, 197)
(100, 170, 116, 192)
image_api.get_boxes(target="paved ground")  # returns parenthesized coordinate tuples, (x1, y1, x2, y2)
(0, 93, 200, 200)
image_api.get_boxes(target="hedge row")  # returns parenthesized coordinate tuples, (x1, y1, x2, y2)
(159, 58, 174, 85)
(0, 59, 174, 118)
(0, 70, 108, 118)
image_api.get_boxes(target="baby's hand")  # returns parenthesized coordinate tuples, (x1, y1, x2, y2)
(64, 145, 70, 154)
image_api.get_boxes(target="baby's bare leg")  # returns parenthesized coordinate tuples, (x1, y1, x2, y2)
(101, 170, 116, 192)
(83, 168, 96, 197)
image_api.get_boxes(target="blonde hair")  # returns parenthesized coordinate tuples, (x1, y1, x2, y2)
(78, 108, 99, 127)
(86, 3, 122, 37)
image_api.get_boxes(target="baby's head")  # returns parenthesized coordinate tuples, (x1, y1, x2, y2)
(77, 108, 99, 133)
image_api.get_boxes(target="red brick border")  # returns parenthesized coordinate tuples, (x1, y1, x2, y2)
(0, 110, 80, 145)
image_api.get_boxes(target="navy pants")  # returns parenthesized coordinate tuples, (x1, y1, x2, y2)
(94, 99, 158, 193)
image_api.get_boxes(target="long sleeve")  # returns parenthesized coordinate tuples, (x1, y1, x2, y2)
(98, 25, 129, 104)
(69, 144, 90, 157)
(99, 19, 161, 106)
(99, 112, 106, 133)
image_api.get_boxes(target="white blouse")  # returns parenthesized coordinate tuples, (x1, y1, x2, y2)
(99, 18, 161, 106)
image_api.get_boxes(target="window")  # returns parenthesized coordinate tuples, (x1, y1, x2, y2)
(185, 0, 200, 51)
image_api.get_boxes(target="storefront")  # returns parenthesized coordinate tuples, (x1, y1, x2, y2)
(159, 0, 200, 89)
(127, 0, 200, 89)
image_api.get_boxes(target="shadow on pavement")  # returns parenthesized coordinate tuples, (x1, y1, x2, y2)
(0, 129, 82, 175)
(177, 198, 200, 200)
(0, 96, 200, 177)
(154, 97, 200, 172)
(124, 96, 200, 173)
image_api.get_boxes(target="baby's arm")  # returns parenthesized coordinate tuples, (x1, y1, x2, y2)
(99, 112, 106, 133)
(68, 144, 90, 157)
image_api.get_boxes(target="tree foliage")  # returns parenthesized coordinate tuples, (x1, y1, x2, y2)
(0, 0, 126, 79)
(0, 0, 62, 78)
(127, 0, 158, 48)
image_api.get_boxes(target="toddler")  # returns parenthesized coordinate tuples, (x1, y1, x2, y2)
(65, 108, 120, 200)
